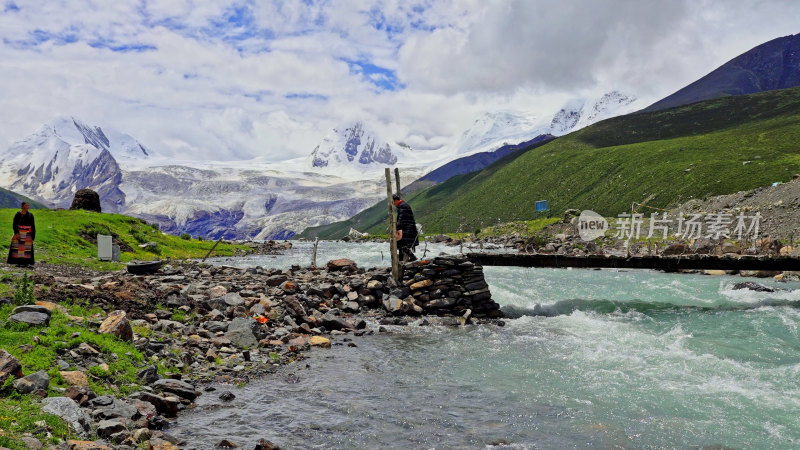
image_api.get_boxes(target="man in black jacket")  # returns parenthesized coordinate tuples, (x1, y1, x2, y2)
(393, 194, 418, 262)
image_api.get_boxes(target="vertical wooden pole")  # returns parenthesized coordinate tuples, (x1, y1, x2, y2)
(311, 237, 319, 268)
(385, 168, 400, 282)
(394, 167, 401, 197)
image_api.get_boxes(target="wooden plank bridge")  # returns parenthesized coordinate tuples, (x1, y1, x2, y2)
(466, 253, 800, 272)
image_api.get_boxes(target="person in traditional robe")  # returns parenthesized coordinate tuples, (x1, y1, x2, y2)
(8, 202, 35, 265)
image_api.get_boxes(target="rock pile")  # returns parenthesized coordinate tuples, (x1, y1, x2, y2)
(69, 188, 102, 213)
(390, 255, 502, 318)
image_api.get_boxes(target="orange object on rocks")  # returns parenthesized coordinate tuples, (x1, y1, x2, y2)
(253, 315, 268, 324)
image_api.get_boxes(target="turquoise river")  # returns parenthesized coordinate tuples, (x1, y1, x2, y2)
(172, 241, 800, 449)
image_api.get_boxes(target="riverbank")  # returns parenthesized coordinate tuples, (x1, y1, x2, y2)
(0, 253, 502, 449)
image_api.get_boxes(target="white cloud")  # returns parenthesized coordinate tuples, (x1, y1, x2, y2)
(0, 0, 798, 162)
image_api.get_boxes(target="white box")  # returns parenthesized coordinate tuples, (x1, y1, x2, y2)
(97, 235, 113, 261)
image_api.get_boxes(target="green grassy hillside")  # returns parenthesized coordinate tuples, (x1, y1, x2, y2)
(306, 87, 800, 236)
(0, 209, 248, 269)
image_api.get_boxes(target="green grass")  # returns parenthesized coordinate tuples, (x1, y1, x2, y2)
(0, 209, 250, 270)
(0, 395, 73, 449)
(0, 303, 148, 396)
(0, 294, 193, 447)
(478, 218, 560, 238)
(0, 302, 135, 447)
(304, 86, 800, 235)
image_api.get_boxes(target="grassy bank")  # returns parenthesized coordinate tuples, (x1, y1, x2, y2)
(0, 293, 146, 446)
(0, 209, 250, 270)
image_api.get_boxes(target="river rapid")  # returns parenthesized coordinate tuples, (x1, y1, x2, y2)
(173, 241, 800, 449)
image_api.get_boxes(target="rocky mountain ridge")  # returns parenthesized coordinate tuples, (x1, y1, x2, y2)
(645, 33, 800, 111)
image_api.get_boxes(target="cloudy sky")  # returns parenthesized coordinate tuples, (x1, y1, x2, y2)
(0, 0, 798, 162)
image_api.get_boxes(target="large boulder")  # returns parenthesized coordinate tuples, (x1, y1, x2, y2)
(222, 292, 245, 307)
(69, 188, 102, 212)
(11, 304, 51, 316)
(382, 295, 411, 315)
(152, 378, 199, 401)
(202, 321, 229, 333)
(326, 258, 357, 271)
(89, 396, 138, 420)
(8, 311, 50, 326)
(41, 397, 92, 438)
(282, 295, 306, 319)
(662, 243, 687, 256)
(0, 349, 23, 384)
(60, 371, 89, 387)
(225, 317, 259, 349)
(321, 312, 352, 331)
(96, 419, 127, 440)
(254, 439, 281, 450)
(13, 369, 49, 394)
(99, 310, 133, 342)
(138, 392, 179, 417)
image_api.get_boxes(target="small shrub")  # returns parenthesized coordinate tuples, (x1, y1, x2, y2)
(132, 325, 152, 338)
(13, 273, 34, 306)
(130, 230, 148, 244)
(180, 233, 191, 240)
(525, 233, 549, 249)
(83, 224, 111, 238)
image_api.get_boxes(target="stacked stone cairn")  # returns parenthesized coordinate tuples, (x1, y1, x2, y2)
(392, 254, 502, 318)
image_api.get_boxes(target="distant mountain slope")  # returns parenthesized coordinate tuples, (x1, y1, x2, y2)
(312, 87, 800, 236)
(416, 134, 555, 184)
(645, 33, 800, 112)
(298, 136, 556, 239)
(0, 187, 47, 209)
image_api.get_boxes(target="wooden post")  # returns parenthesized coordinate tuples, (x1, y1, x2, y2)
(394, 167, 401, 197)
(386, 168, 400, 282)
(311, 237, 319, 268)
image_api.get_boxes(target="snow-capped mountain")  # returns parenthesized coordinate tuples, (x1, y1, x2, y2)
(0, 118, 133, 211)
(453, 111, 541, 156)
(308, 122, 404, 172)
(549, 91, 637, 135)
(41, 117, 151, 165)
(451, 90, 639, 157)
